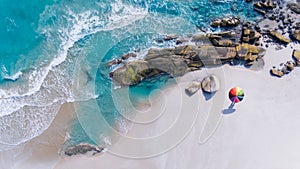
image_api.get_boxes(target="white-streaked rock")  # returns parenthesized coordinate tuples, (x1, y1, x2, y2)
(201, 75, 220, 93)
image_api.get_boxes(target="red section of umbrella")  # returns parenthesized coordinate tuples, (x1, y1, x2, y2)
(229, 87, 244, 103)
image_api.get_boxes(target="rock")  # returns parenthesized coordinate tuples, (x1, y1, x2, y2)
(176, 39, 189, 45)
(148, 56, 188, 76)
(220, 16, 240, 27)
(212, 39, 234, 47)
(211, 19, 221, 27)
(121, 53, 137, 60)
(270, 68, 284, 77)
(292, 50, 300, 66)
(201, 75, 220, 93)
(287, 2, 300, 14)
(286, 61, 295, 71)
(63, 143, 104, 156)
(269, 30, 291, 44)
(163, 35, 179, 41)
(292, 29, 300, 42)
(185, 81, 201, 95)
(106, 59, 122, 67)
(110, 60, 150, 86)
(254, 7, 266, 15)
(236, 43, 265, 61)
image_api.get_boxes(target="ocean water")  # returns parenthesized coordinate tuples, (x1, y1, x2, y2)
(0, 0, 259, 149)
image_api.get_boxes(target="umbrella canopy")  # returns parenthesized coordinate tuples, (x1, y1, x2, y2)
(229, 87, 244, 103)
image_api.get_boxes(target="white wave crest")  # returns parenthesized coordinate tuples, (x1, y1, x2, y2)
(0, 0, 148, 147)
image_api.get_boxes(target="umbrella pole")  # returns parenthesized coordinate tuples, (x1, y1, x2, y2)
(230, 101, 235, 108)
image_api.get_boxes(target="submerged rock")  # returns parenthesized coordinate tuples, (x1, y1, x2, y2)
(185, 81, 201, 95)
(201, 75, 220, 93)
(63, 143, 104, 156)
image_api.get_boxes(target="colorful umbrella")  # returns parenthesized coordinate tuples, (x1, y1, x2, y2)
(229, 87, 244, 103)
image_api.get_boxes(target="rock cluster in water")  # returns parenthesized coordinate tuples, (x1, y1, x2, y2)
(108, 30, 265, 86)
(107, 0, 300, 85)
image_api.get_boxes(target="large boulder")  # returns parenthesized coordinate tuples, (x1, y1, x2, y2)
(147, 56, 188, 76)
(185, 81, 201, 95)
(269, 30, 291, 44)
(110, 60, 150, 86)
(201, 75, 220, 93)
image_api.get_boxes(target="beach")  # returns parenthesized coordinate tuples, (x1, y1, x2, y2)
(5, 43, 300, 169)
(1, 0, 300, 168)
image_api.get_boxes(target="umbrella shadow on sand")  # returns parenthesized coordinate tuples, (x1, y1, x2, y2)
(222, 102, 236, 115)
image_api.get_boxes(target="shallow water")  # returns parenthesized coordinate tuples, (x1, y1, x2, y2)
(0, 0, 259, 149)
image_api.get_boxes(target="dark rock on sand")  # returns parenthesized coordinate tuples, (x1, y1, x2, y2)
(64, 143, 104, 156)
(270, 68, 284, 77)
(269, 30, 291, 44)
(186, 81, 201, 95)
(292, 29, 300, 42)
(292, 49, 300, 66)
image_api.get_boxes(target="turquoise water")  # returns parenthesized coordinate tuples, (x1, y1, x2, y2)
(0, 0, 259, 148)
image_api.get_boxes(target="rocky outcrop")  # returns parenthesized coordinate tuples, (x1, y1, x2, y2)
(63, 143, 104, 156)
(108, 28, 266, 86)
(201, 75, 220, 93)
(185, 81, 201, 95)
(109, 44, 247, 86)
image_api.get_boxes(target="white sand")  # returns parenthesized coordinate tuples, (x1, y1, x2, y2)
(5, 44, 300, 169)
